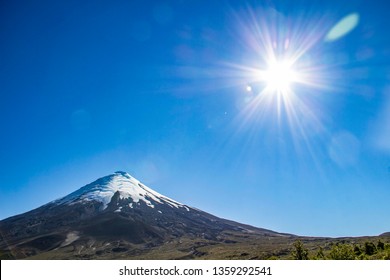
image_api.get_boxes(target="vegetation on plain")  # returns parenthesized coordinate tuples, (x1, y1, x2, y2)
(291, 239, 390, 260)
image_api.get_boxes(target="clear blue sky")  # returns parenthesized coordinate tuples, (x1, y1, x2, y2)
(1, 0, 389, 237)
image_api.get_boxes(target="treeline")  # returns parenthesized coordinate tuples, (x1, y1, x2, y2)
(290, 239, 390, 260)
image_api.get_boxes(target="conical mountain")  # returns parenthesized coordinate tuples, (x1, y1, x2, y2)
(0, 171, 289, 259)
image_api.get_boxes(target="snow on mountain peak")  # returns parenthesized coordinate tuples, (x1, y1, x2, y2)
(54, 171, 186, 210)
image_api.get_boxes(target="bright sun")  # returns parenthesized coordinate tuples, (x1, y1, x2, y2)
(262, 60, 299, 93)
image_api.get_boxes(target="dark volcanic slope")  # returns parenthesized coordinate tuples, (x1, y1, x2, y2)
(0, 171, 289, 259)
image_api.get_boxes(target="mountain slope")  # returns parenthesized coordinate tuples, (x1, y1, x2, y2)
(0, 171, 289, 259)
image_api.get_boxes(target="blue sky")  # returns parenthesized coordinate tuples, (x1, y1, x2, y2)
(1, 0, 389, 237)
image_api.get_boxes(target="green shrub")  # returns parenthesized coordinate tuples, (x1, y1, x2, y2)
(353, 244, 362, 256)
(291, 240, 309, 260)
(329, 243, 355, 260)
(315, 246, 325, 260)
(364, 242, 377, 256)
(377, 240, 385, 251)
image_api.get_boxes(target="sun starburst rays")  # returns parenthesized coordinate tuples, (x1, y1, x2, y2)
(223, 7, 336, 174)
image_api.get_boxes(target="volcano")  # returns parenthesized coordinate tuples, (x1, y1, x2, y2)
(0, 171, 290, 259)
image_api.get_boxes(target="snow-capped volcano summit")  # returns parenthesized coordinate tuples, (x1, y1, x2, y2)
(0, 171, 288, 259)
(55, 171, 186, 210)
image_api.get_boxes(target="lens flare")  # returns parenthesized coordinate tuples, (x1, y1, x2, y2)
(226, 6, 336, 126)
(217, 6, 344, 175)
